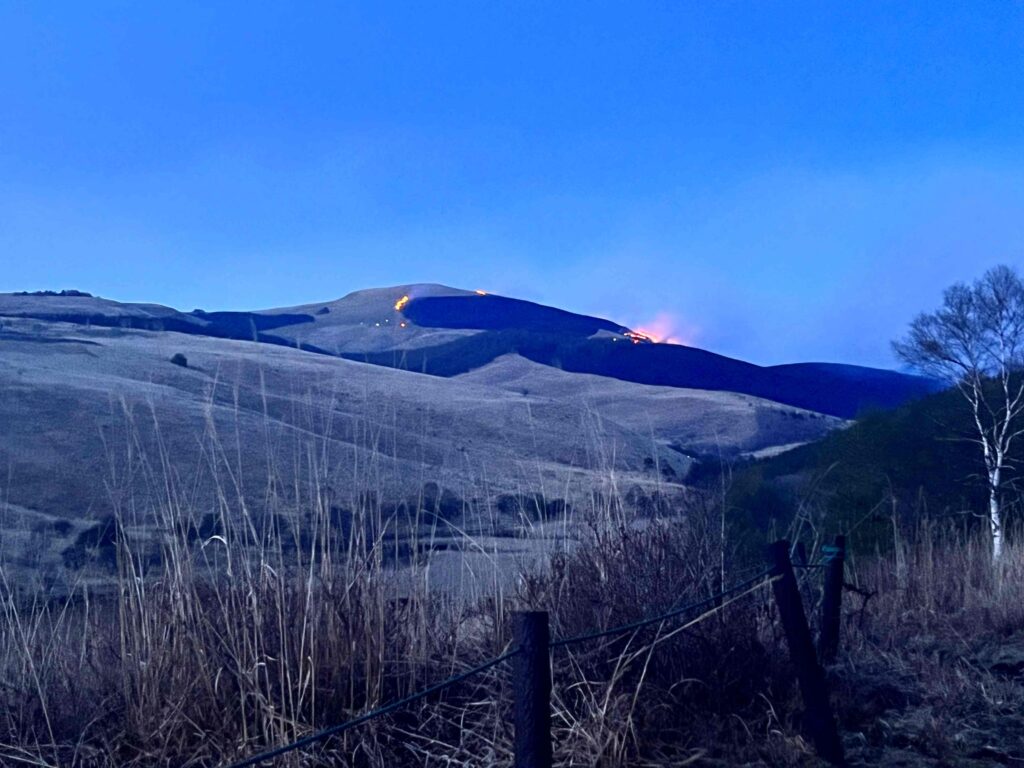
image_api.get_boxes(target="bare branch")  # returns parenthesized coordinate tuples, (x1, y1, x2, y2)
(893, 264, 1024, 561)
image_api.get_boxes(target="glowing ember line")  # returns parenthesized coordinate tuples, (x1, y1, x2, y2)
(623, 330, 655, 344)
(475, 289, 487, 295)
(394, 295, 410, 311)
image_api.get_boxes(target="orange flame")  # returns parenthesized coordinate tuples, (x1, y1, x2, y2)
(394, 295, 410, 311)
(625, 313, 698, 346)
(623, 330, 654, 345)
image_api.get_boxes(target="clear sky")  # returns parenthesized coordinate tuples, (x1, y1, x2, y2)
(2, 2, 1023, 368)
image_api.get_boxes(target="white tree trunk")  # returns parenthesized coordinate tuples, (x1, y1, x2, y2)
(990, 466, 1003, 562)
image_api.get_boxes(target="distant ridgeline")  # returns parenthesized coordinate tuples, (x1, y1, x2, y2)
(187, 310, 323, 345)
(13, 290, 94, 297)
(3, 294, 327, 353)
(0, 287, 940, 420)
(401, 294, 630, 336)
(354, 294, 940, 419)
(22, 310, 324, 350)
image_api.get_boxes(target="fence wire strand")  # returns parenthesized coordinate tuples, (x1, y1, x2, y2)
(609, 575, 781, 671)
(222, 569, 776, 767)
(222, 647, 518, 768)
(550, 568, 774, 648)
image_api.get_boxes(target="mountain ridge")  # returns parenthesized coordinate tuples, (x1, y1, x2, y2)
(0, 283, 939, 418)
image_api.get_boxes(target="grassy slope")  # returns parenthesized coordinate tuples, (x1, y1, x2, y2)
(0, 289, 935, 420)
(3, 299, 1024, 766)
(707, 382, 1016, 555)
(456, 353, 843, 455)
(0, 316, 697, 594)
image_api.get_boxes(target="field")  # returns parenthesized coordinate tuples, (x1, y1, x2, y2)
(0, 308, 841, 598)
(4, 3, 1020, 764)
(1, 295, 1018, 766)
(3, 395, 1023, 766)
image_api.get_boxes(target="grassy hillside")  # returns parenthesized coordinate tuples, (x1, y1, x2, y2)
(349, 325, 938, 419)
(0, 287, 938, 419)
(457, 353, 843, 456)
(7, 290, 1017, 766)
(5, 457, 1024, 766)
(704, 383, 1019, 554)
(0, 312, 832, 599)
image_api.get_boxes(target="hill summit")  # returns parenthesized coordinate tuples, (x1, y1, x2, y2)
(0, 283, 938, 418)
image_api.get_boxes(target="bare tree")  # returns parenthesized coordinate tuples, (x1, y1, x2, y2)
(893, 265, 1024, 561)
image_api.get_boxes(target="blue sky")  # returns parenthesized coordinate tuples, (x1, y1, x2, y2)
(2, 2, 1023, 367)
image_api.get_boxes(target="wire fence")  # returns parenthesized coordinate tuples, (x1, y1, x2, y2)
(549, 568, 774, 648)
(225, 649, 520, 768)
(223, 568, 779, 768)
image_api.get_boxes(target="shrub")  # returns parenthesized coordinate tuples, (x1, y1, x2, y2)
(170, 352, 188, 368)
(13, 289, 93, 297)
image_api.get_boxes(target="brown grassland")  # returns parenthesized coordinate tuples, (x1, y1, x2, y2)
(2, 411, 1024, 767)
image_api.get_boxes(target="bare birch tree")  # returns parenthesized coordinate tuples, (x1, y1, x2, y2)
(893, 265, 1024, 561)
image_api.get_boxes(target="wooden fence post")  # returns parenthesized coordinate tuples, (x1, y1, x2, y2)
(513, 611, 553, 768)
(819, 535, 846, 665)
(767, 540, 844, 765)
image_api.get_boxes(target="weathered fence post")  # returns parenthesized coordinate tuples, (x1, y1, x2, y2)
(819, 535, 846, 665)
(513, 611, 553, 768)
(767, 540, 844, 765)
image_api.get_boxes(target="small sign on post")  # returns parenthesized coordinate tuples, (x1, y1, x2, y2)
(767, 540, 845, 765)
(513, 611, 553, 768)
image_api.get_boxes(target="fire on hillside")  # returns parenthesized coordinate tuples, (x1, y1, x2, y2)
(623, 330, 655, 344)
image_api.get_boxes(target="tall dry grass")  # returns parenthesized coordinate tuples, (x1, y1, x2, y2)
(829, 519, 1024, 765)
(0, 377, 688, 766)
(3, 382, 1024, 766)
(0, 379, 783, 767)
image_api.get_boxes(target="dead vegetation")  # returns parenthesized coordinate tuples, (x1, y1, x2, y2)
(835, 520, 1024, 766)
(4, 501, 1024, 766)
(2, 404, 1024, 767)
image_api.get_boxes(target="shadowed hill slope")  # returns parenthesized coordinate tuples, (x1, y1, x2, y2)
(345, 326, 937, 419)
(0, 285, 937, 419)
(695, 383, 1014, 557)
(456, 354, 843, 455)
(401, 293, 629, 336)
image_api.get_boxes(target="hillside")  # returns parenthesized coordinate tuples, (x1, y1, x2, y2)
(0, 287, 1007, 768)
(0, 315, 689, 590)
(279, 288, 937, 418)
(456, 353, 844, 456)
(0, 285, 932, 593)
(0, 286, 939, 419)
(699, 383, 1011, 553)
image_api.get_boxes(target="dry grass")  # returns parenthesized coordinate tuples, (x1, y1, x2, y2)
(833, 521, 1024, 766)
(0, 391, 783, 767)
(3, 396, 1024, 767)
(0, 504, 788, 767)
